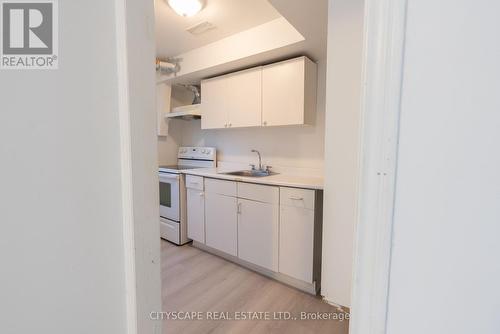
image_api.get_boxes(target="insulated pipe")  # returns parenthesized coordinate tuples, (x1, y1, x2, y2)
(156, 58, 178, 74)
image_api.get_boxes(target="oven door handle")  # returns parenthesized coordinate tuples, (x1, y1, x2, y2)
(159, 173, 180, 181)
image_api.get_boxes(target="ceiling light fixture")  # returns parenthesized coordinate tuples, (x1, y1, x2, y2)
(167, 0, 205, 17)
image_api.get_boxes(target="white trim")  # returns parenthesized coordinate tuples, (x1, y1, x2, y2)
(114, 0, 138, 333)
(349, 0, 408, 333)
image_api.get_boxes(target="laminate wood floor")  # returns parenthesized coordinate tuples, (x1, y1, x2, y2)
(161, 240, 349, 334)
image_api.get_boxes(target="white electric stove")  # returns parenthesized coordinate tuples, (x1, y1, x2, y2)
(159, 147, 216, 245)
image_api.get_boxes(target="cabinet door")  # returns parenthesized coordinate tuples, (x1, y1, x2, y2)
(224, 67, 262, 128)
(279, 205, 315, 283)
(205, 192, 238, 256)
(201, 76, 229, 129)
(262, 57, 316, 126)
(186, 188, 205, 243)
(237, 199, 279, 271)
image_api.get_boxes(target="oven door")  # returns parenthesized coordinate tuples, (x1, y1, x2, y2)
(159, 172, 180, 221)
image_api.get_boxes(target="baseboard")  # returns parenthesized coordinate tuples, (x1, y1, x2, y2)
(192, 241, 319, 296)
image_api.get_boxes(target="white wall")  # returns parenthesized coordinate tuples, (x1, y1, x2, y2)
(321, 0, 365, 308)
(158, 135, 180, 165)
(157, 85, 195, 165)
(174, 60, 327, 176)
(0, 1, 128, 333)
(386, 1, 500, 333)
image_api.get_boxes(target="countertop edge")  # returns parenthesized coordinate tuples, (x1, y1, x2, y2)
(181, 169, 324, 190)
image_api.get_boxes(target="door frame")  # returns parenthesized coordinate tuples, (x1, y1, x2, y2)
(114, 0, 410, 332)
(349, 0, 408, 333)
(115, 0, 162, 333)
(114, 0, 138, 332)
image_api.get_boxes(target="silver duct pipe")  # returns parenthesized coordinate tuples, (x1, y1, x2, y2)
(180, 84, 201, 104)
(156, 58, 180, 75)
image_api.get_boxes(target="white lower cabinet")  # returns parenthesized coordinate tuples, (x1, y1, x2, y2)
(205, 191, 238, 256)
(186, 175, 205, 243)
(186, 188, 205, 243)
(237, 198, 279, 271)
(279, 187, 316, 283)
(186, 176, 320, 292)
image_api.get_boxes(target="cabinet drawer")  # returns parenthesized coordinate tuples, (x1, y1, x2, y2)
(238, 182, 279, 204)
(160, 218, 180, 244)
(280, 187, 315, 210)
(186, 175, 204, 190)
(205, 178, 237, 197)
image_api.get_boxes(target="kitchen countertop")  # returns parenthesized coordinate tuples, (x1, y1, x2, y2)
(182, 167, 324, 190)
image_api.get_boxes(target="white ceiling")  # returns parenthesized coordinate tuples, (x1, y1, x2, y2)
(155, 0, 282, 58)
(269, 0, 328, 61)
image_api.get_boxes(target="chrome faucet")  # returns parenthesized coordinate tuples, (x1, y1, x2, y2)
(251, 149, 262, 171)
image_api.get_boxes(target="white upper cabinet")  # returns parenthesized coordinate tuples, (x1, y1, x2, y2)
(201, 67, 262, 129)
(224, 68, 262, 128)
(201, 56, 316, 129)
(262, 57, 317, 127)
(200, 74, 228, 129)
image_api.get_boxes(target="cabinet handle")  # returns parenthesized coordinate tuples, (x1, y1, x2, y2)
(237, 202, 242, 214)
(289, 196, 304, 201)
(263, 121, 267, 126)
(199, 192, 204, 197)
(229, 123, 232, 127)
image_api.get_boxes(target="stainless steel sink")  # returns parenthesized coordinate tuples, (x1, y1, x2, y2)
(223, 150, 277, 177)
(222, 170, 277, 177)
